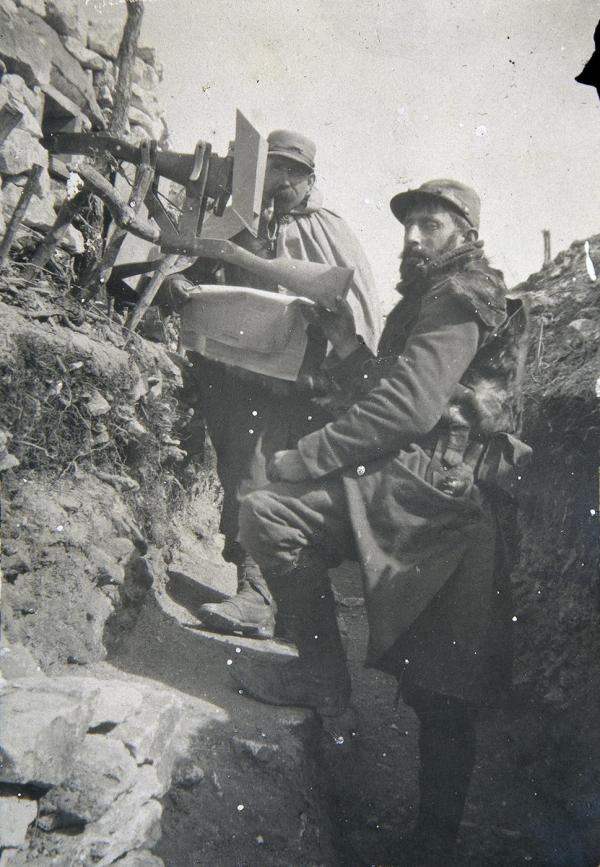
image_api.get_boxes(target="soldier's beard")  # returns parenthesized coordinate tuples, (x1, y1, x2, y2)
(399, 250, 430, 282)
(400, 232, 464, 281)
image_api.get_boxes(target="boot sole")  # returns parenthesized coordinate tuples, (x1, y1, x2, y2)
(200, 609, 275, 640)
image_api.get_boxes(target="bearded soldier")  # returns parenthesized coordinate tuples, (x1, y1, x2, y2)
(233, 180, 531, 866)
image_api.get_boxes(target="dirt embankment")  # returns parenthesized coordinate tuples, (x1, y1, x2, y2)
(0, 266, 341, 867)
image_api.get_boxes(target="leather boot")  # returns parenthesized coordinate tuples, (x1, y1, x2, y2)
(230, 557, 351, 716)
(399, 686, 477, 867)
(199, 557, 276, 640)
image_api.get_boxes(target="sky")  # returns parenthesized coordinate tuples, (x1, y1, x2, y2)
(94, 0, 599, 306)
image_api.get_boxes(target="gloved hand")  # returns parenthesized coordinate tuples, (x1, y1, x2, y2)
(267, 449, 311, 483)
(157, 274, 193, 312)
(304, 295, 360, 359)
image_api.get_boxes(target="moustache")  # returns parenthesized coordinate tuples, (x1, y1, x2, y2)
(402, 249, 429, 264)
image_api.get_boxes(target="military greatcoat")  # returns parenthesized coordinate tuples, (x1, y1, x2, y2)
(295, 242, 530, 702)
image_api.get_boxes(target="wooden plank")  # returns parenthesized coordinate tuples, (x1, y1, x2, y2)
(0, 165, 44, 266)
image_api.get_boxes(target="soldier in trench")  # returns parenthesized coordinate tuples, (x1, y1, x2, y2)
(159, 129, 380, 641)
(232, 179, 531, 867)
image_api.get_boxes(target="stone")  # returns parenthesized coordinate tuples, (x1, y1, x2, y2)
(0, 85, 42, 138)
(61, 36, 106, 72)
(87, 10, 124, 61)
(45, 0, 88, 42)
(20, 9, 103, 126)
(136, 46, 163, 78)
(0, 74, 43, 116)
(128, 125, 151, 146)
(88, 545, 125, 587)
(39, 735, 138, 824)
(0, 453, 19, 471)
(172, 761, 205, 789)
(110, 537, 136, 562)
(0, 129, 39, 175)
(131, 82, 159, 115)
(133, 57, 160, 92)
(16, 0, 46, 14)
(93, 67, 116, 93)
(109, 689, 184, 787)
(58, 225, 84, 255)
(0, 796, 37, 848)
(0, 4, 52, 87)
(85, 680, 144, 730)
(0, 676, 96, 786)
(2, 174, 56, 232)
(568, 318, 600, 340)
(0, 643, 39, 679)
(77, 769, 163, 866)
(128, 106, 164, 141)
(114, 851, 164, 867)
(3, 165, 51, 200)
(98, 84, 113, 109)
(85, 388, 111, 416)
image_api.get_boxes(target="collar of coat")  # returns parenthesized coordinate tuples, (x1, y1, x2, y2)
(396, 240, 508, 330)
(396, 240, 487, 295)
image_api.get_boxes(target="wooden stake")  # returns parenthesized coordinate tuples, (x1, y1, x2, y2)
(124, 253, 179, 342)
(75, 164, 160, 243)
(23, 189, 88, 277)
(0, 165, 44, 266)
(110, 0, 145, 137)
(542, 229, 551, 267)
(81, 159, 156, 294)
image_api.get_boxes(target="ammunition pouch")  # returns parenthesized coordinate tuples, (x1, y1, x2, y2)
(432, 427, 532, 500)
(474, 432, 533, 498)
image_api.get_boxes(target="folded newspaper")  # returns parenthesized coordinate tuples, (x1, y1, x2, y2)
(180, 286, 315, 381)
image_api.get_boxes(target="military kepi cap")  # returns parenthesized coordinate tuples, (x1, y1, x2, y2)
(390, 179, 481, 231)
(267, 129, 316, 170)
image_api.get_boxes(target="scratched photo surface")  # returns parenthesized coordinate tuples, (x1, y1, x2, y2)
(3, 1, 598, 866)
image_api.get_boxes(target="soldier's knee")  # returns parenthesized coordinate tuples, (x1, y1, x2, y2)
(238, 490, 273, 548)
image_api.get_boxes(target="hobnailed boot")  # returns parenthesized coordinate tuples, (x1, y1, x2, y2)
(230, 558, 351, 716)
(199, 558, 276, 640)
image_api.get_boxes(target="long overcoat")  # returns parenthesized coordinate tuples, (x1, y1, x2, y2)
(297, 244, 529, 703)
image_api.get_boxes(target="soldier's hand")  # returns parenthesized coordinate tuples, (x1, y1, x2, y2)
(306, 296, 359, 359)
(158, 275, 193, 312)
(267, 449, 311, 483)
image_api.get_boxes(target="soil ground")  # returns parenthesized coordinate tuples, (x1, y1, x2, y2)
(106, 550, 559, 867)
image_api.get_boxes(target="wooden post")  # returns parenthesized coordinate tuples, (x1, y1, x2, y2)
(81, 158, 156, 294)
(109, 0, 145, 138)
(124, 253, 179, 343)
(41, 0, 144, 289)
(76, 0, 146, 292)
(543, 229, 551, 267)
(23, 189, 88, 277)
(0, 165, 44, 266)
(74, 164, 159, 243)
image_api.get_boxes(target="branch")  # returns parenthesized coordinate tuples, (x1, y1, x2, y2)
(76, 164, 160, 244)
(109, 0, 145, 137)
(0, 165, 45, 266)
